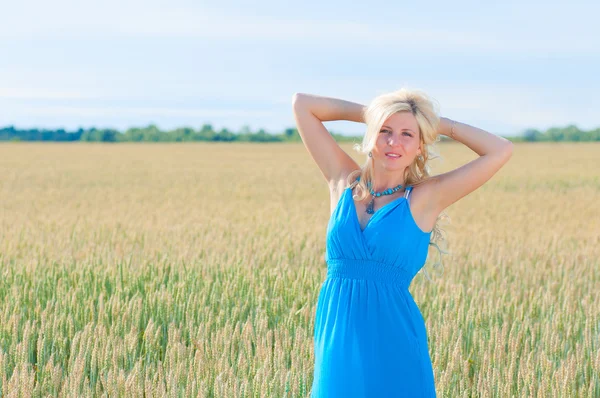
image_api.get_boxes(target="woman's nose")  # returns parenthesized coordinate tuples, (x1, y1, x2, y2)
(388, 133, 402, 146)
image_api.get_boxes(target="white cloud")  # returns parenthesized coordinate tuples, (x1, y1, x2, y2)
(0, 103, 275, 118)
(0, 79, 592, 133)
(421, 82, 586, 130)
(0, 2, 597, 133)
(1, 2, 597, 56)
(0, 88, 97, 100)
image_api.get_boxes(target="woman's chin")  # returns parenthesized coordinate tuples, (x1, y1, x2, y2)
(382, 162, 405, 171)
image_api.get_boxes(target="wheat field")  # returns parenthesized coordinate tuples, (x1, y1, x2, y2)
(0, 142, 598, 397)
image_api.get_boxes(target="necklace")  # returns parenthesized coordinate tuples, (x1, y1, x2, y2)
(365, 179, 405, 215)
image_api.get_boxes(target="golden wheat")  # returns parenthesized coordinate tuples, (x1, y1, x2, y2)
(0, 142, 598, 397)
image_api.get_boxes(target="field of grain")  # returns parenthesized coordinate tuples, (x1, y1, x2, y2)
(0, 142, 598, 397)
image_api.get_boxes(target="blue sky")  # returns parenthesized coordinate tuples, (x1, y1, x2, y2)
(0, 0, 598, 137)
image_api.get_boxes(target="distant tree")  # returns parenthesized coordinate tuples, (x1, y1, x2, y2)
(523, 128, 543, 142)
(214, 128, 236, 142)
(1, 122, 600, 142)
(284, 128, 300, 141)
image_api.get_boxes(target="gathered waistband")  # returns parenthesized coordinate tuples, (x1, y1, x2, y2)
(326, 258, 413, 288)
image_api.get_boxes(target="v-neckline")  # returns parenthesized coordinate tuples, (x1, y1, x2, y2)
(347, 186, 406, 233)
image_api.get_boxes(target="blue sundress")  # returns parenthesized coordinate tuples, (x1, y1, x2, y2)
(310, 176, 436, 397)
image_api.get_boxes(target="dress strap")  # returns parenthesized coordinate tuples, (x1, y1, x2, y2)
(348, 173, 361, 190)
(404, 186, 413, 199)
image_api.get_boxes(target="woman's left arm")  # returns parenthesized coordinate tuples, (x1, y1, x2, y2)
(438, 117, 512, 156)
(427, 117, 514, 213)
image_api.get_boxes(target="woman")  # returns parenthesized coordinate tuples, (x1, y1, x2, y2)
(292, 88, 513, 397)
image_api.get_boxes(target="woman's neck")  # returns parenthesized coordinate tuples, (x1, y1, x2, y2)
(370, 169, 406, 192)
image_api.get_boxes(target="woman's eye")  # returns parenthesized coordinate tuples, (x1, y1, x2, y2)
(381, 129, 411, 137)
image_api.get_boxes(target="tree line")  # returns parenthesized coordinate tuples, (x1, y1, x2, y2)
(0, 123, 598, 143)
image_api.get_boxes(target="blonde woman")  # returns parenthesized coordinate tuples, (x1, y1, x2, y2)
(292, 88, 513, 397)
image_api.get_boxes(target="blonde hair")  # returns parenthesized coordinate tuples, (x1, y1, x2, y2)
(347, 87, 450, 282)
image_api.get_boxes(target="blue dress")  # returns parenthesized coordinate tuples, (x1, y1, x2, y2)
(311, 176, 437, 397)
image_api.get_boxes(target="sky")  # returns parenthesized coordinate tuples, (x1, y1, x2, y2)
(0, 0, 598, 137)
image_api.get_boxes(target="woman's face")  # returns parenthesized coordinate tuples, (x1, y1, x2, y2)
(372, 111, 422, 171)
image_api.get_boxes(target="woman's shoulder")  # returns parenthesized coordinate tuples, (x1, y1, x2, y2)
(407, 178, 441, 233)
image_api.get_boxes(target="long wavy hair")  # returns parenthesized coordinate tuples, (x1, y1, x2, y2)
(346, 87, 451, 281)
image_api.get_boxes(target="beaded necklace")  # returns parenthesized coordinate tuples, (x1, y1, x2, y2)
(357, 176, 405, 215)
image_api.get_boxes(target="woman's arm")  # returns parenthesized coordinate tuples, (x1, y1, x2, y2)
(438, 116, 512, 155)
(292, 93, 365, 185)
(294, 93, 366, 123)
(422, 117, 513, 214)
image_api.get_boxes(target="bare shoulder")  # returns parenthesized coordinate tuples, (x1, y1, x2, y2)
(408, 177, 441, 234)
(328, 168, 361, 216)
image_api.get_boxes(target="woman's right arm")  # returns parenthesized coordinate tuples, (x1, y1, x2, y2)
(291, 93, 366, 187)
